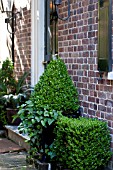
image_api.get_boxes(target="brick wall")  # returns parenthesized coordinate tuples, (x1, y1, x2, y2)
(14, 6, 31, 83)
(58, 0, 113, 168)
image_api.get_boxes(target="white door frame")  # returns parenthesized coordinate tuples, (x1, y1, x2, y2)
(31, 0, 45, 86)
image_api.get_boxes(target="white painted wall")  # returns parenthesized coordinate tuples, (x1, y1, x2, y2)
(0, 11, 11, 68)
(14, 0, 30, 10)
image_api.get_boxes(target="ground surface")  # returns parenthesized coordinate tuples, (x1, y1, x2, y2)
(0, 137, 111, 170)
(0, 138, 24, 153)
(0, 152, 36, 170)
(0, 138, 36, 170)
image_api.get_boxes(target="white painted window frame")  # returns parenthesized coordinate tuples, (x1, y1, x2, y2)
(107, 72, 113, 80)
(31, 0, 45, 86)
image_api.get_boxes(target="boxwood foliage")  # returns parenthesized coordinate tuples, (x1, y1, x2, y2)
(31, 58, 79, 115)
(53, 117, 112, 170)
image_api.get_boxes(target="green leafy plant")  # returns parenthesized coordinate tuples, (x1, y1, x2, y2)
(3, 93, 27, 109)
(17, 100, 61, 160)
(0, 91, 8, 126)
(31, 58, 79, 115)
(13, 72, 31, 95)
(0, 58, 16, 95)
(2, 83, 33, 110)
(52, 117, 112, 170)
(0, 105, 7, 126)
(0, 58, 32, 109)
(0, 58, 32, 125)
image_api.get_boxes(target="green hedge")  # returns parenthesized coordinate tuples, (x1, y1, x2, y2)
(31, 58, 79, 115)
(53, 117, 112, 170)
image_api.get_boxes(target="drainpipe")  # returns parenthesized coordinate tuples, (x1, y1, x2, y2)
(12, 5, 14, 65)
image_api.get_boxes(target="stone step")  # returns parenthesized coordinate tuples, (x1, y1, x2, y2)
(5, 125, 30, 151)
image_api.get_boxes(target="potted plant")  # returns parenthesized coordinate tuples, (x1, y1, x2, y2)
(3, 79, 33, 125)
(18, 101, 60, 169)
(0, 58, 33, 125)
(3, 92, 28, 125)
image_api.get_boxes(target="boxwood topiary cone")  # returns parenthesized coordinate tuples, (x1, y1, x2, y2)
(31, 58, 80, 115)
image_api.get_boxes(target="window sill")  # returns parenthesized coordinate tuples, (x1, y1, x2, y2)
(107, 72, 113, 80)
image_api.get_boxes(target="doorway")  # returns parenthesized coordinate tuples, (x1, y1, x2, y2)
(44, 0, 58, 64)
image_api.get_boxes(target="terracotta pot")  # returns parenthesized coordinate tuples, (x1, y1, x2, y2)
(6, 108, 21, 125)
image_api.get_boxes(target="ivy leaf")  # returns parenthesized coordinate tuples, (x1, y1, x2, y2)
(41, 120, 46, 127)
(31, 119, 35, 124)
(48, 118, 54, 125)
(35, 117, 40, 122)
(44, 112, 49, 117)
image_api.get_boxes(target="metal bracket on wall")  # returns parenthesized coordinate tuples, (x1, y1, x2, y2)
(5, 11, 22, 34)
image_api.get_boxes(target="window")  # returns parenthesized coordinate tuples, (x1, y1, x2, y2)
(98, 0, 112, 72)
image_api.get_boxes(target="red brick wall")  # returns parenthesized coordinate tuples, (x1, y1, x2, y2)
(58, 0, 113, 168)
(14, 7, 31, 83)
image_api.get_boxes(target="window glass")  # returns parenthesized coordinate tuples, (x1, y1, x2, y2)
(98, 0, 112, 72)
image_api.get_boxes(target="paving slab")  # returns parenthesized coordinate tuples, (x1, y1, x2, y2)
(0, 152, 37, 170)
(0, 138, 24, 153)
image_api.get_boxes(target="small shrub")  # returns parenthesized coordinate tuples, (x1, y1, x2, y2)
(53, 117, 112, 170)
(31, 58, 79, 115)
(17, 100, 61, 160)
(0, 58, 31, 97)
(0, 58, 16, 95)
